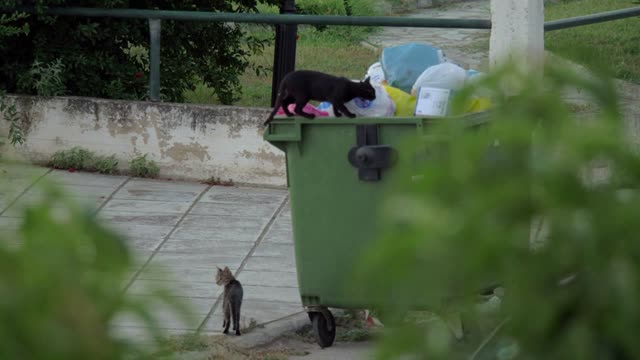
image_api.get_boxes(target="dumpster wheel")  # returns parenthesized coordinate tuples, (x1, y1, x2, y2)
(310, 309, 336, 348)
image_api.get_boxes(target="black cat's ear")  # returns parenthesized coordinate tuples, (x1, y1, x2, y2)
(364, 76, 371, 84)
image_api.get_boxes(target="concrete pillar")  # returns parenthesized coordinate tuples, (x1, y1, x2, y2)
(490, 0, 545, 70)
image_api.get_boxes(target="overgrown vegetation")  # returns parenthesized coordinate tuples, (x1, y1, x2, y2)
(0, 179, 193, 359)
(154, 332, 300, 359)
(351, 56, 640, 359)
(50, 147, 119, 174)
(0, 0, 284, 104)
(0, 90, 24, 147)
(129, 153, 160, 178)
(545, 0, 640, 83)
(0, 12, 28, 148)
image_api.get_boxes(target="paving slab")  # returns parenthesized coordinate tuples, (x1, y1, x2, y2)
(2, 194, 106, 217)
(107, 223, 174, 241)
(252, 242, 295, 258)
(190, 201, 280, 218)
(173, 218, 266, 243)
(120, 237, 167, 252)
(98, 211, 183, 226)
(47, 169, 128, 187)
(178, 214, 268, 230)
(137, 266, 229, 283)
(159, 238, 255, 254)
(114, 178, 206, 202)
(262, 225, 294, 245)
(127, 280, 222, 298)
(243, 255, 297, 273)
(103, 199, 193, 214)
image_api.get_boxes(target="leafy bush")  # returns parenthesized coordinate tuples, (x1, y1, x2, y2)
(0, 179, 193, 359)
(129, 154, 159, 178)
(17, 58, 66, 97)
(50, 147, 119, 174)
(0, 12, 28, 147)
(353, 60, 640, 359)
(0, 90, 24, 147)
(0, 0, 280, 104)
(50, 147, 95, 170)
(94, 154, 119, 175)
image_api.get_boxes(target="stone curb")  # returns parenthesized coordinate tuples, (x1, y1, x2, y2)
(228, 311, 310, 349)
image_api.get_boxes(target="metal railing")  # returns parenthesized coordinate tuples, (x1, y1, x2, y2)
(545, 6, 640, 31)
(3, 5, 639, 103)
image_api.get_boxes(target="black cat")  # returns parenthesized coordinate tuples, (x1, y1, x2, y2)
(264, 70, 376, 125)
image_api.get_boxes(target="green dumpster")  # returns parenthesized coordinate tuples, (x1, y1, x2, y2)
(264, 115, 489, 347)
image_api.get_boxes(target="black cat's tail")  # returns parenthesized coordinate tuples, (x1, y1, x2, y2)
(264, 82, 287, 126)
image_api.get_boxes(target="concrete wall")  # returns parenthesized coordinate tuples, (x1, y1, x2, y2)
(0, 95, 287, 187)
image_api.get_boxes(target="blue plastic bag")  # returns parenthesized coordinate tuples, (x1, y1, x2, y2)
(381, 42, 446, 93)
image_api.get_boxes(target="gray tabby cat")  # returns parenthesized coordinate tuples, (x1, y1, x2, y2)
(215, 266, 244, 336)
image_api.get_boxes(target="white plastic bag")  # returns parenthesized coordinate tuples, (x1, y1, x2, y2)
(345, 85, 395, 117)
(411, 62, 467, 96)
(317, 85, 395, 117)
(366, 62, 386, 86)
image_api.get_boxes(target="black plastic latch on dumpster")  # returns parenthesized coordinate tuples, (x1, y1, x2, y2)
(348, 125, 396, 182)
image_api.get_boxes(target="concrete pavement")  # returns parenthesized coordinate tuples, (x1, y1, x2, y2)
(0, 163, 303, 343)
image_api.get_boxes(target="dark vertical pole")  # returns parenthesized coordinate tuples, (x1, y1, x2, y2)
(271, 0, 297, 107)
(149, 19, 161, 102)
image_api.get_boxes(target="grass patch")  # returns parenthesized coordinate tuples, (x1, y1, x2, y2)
(50, 147, 119, 174)
(129, 154, 160, 178)
(545, 0, 640, 83)
(154, 333, 300, 360)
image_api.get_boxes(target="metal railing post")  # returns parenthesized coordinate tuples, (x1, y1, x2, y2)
(271, 0, 297, 107)
(148, 18, 161, 102)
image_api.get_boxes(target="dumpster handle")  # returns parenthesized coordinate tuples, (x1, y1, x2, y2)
(348, 124, 397, 181)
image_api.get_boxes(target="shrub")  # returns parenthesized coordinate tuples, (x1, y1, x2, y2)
(129, 154, 159, 178)
(0, 0, 280, 104)
(50, 147, 95, 170)
(50, 147, 119, 174)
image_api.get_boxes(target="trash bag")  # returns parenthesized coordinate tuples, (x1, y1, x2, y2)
(345, 84, 395, 117)
(411, 62, 467, 96)
(382, 85, 416, 117)
(463, 97, 492, 113)
(366, 62, 387, 86)
(381, 42, 446, 93)
(317, 85, 395, 117)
